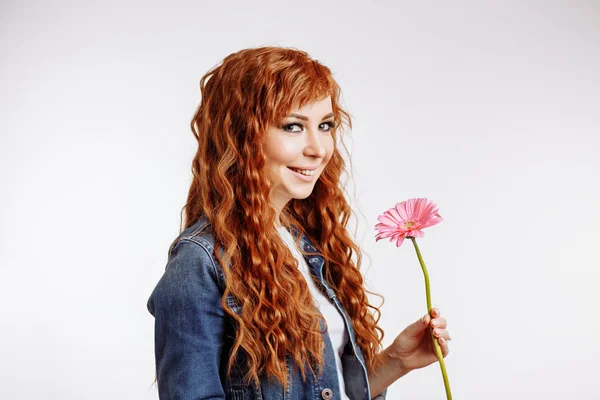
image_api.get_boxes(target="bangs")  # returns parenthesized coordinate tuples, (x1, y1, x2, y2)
(271, 60, 339, 122)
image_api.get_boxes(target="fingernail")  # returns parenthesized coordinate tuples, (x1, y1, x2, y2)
(431, 320, 437, 327)
(440, 338, 446, 344)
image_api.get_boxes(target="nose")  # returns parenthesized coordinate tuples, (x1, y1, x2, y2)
(304, 128, 327, 158)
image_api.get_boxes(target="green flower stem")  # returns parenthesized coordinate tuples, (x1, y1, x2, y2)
(409, 237, 452, 400)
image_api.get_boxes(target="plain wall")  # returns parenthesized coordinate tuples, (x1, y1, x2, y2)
(1, 1, 599, 399)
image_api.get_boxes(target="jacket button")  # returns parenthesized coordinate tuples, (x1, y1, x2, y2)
(321, 388, 333, 399)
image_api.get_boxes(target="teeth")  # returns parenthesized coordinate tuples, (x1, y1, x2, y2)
(290, 167, 315, 176)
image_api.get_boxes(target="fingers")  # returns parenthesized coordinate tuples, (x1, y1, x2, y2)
(417, 308, 452, 349)
(402, 314, 431, 339)
(430, 316, 447, 329)
(429, 307, 451, 347)
(431, 324, 451, 357)
(432, 327, 451, 342)
(428, 308, 447, 329)
(439, 336, 450, 357)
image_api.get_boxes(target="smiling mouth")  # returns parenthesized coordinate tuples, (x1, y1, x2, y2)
(287, 167, 316, 176)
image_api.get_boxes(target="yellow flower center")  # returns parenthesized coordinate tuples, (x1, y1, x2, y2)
(403, 220, 417, 229)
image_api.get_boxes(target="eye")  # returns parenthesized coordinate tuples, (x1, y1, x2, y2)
(319, 121, 337, 132)
(282, 123, 303, 133)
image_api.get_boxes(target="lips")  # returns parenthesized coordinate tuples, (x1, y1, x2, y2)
(288, 166, 315, 176)
(287, 166, 319, 170)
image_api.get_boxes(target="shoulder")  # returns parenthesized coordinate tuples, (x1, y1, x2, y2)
(171, 215, 228, 284)
(172, 215, 217, 254)
(147, 216, 226, 315)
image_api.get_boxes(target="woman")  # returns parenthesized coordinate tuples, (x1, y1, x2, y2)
(147, 46, 450, 399)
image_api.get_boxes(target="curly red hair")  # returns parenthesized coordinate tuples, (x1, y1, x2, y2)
(178, 46, 383, 386)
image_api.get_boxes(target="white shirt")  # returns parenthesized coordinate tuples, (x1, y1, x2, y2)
(277, 226, 350, 400)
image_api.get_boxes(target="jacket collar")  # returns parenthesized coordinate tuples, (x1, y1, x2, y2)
(192, 215, 326, 277)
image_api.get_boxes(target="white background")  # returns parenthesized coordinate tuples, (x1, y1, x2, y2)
(1, 1, 599, 399)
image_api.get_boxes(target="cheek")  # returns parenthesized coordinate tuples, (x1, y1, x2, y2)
(267, 140, 301, 165)
(282, 143, 302, 163)
(324, 137, 335, 162)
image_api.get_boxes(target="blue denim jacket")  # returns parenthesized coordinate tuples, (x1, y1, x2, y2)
(147, 216, 387, 400)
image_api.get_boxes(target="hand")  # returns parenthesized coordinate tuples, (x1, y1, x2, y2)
(388, 308, 451, 373)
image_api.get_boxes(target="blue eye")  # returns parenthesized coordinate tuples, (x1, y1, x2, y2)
(282, 123, 303, 133)
(320, 121, 336, 131)
(281, 121, 336, 133)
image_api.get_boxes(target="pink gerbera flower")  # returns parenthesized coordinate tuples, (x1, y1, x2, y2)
(375, 198, 443, 247)
(375, 197, 452, 398)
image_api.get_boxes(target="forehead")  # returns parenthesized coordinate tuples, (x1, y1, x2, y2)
(288, 96, 333, 116)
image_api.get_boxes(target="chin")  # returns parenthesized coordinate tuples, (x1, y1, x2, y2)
(292, 194, 312, 201)
(286, 188, 315, 200)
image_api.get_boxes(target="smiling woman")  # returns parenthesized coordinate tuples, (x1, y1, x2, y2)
(146, 46, 451, 400)
(265, 97, 336, 214)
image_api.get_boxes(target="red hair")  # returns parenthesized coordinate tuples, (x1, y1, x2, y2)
(178, 46, 383, 386)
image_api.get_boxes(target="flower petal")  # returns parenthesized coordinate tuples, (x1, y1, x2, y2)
(388, 206, 405, 224)
(375, 198, 442, 245)
(395, 235, 406, 247)
(377, 214, 400, 228)
(410, 229, 425, 238)
(394, 202, 409, 221)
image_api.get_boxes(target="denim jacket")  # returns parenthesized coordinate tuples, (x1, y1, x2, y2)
(147, 216, 387, 400)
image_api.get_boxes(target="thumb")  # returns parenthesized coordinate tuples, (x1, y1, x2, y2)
(402, 314, 431, 339)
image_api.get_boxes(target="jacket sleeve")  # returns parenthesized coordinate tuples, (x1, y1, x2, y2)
(147, 238, 227, 399)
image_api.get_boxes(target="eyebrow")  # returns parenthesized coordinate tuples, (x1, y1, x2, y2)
(287, 112, 335, 121)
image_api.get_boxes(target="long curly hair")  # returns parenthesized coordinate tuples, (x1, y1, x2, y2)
(178, 46, 383, 386)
